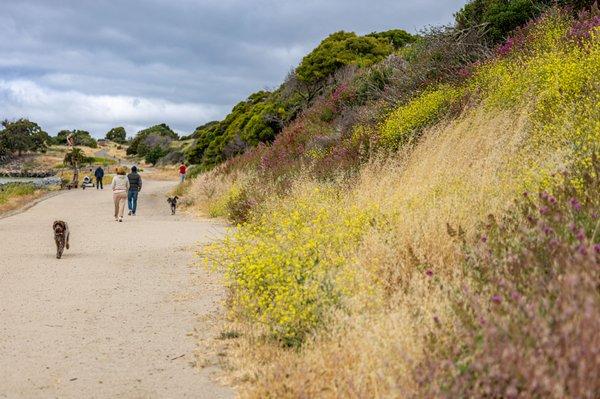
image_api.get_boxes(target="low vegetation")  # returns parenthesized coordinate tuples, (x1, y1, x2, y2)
(0, 182, 46, 215)
(182, 3, 600, 397)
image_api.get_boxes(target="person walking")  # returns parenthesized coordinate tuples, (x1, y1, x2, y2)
(127, 165, 142, 216)
(94, 165, 105, 189)
(111, 166, 129, 222)
(178, 162, 187, 183)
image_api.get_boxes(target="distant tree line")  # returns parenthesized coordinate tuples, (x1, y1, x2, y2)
(0, 118, 135, 161)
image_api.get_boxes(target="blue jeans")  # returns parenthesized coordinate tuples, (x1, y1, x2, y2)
(127, 190, 139, 214)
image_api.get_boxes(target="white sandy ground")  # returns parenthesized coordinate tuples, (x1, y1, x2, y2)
(0, 179, 234, 398)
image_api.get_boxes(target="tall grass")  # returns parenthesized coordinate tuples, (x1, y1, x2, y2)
(0, 183, 37, 205)
(195, 10, 600, 397)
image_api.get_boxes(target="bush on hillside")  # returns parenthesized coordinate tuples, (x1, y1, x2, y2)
(295, 30, 413, 89)
(156, 149, 184, 166)
(126, 123, 178, 156)
(145, 146, 168, 166)
(185, 90, 292, 168)
(455, 0, 596, 43)
(105, 126, 127, 143)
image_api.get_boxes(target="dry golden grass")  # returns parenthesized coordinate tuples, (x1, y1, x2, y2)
(143, 166, 180, 181)
(354, 107, 531, 271)
(215, 105, 567, 398)
(182, 170, 236, 217)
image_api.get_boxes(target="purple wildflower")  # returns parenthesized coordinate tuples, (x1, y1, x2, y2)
(481, 235, 487, 243)
(578, 244, 588, 256)
(576, 228, 586, 242)
(539, 206, 549, 215)
(569, 197, 582, 211)
(425, 269, 433, 277)
(548, 195, 557, 205)
(594, 244, 600, 254)
(491, 295, 502, 304)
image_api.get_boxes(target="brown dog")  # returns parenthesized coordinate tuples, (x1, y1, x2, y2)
(53, 221, 70, 259)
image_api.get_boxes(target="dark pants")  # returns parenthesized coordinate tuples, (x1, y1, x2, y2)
(128, 190, 139, 214)
(96, 177, 103, 189)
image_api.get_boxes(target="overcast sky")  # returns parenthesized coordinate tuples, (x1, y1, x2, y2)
(1, 0, 467, 138)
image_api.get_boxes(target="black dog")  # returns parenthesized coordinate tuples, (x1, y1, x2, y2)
(167, 196, 179, 215)
(53, 220, 70, 259)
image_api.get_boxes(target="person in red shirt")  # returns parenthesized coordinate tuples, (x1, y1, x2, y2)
(178, 163, 187, 183)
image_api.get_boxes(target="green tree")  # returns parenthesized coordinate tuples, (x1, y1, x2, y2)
(0, 119, 50, 156)
(55, 129, 97, 148)
(145, 146, 168, 165)
(296, 31, 395, 86)
(105, 126, 127, 143)
(127, 123, 179, 156)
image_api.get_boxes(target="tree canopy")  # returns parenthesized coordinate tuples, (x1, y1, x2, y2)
(126, 123, 178, 156)
(55, 129, 98, 148)
(295, 29, 413, 86)
(105, 126, 127, 143)
(0, 119, 51, 156)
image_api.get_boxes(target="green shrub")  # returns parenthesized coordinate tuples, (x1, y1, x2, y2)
(105, 126, 127, 143)
(127, 123, 178, 156)
(296, 30, 412, 86)
(145, 146, 168, 165)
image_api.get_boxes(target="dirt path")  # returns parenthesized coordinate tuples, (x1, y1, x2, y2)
(0, 179, 233, 398)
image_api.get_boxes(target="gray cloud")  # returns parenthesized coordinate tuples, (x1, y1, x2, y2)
(1, 0, 467, 137)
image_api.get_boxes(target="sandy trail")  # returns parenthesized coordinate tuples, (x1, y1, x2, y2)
(0, 179, 233, 398)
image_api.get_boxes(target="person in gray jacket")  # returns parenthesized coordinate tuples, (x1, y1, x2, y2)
(127, 166, 142, 216)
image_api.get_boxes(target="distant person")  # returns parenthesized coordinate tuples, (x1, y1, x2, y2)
(127, 165, 142, 216)
(178, 162, 187, 183)
(111, 167, 129, 222)
(94, 165, 105, 189)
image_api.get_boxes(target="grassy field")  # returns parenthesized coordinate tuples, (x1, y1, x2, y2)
(0, 183, 51, 215)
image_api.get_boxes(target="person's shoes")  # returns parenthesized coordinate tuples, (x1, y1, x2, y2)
(128, 210, 132, 215)
(115, 217, 118, 221)
(119, 217, 123, 222)
(132, 212, 136, 216)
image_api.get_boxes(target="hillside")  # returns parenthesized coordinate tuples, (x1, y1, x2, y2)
(179, 2, 600, 397)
